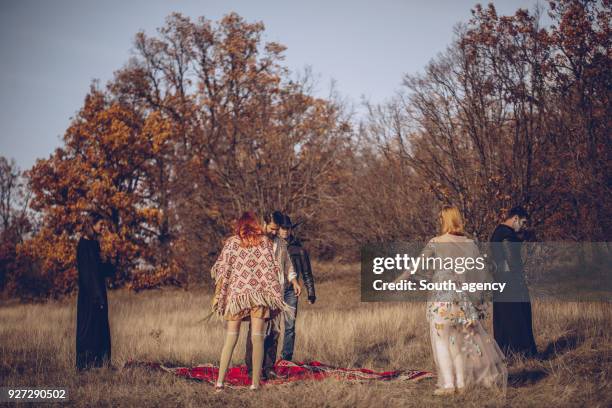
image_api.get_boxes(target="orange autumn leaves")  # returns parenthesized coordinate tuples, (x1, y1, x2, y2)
(16, 2, 609, 298)
(18, 12, 349, 296)
(21, 89, 176, 296)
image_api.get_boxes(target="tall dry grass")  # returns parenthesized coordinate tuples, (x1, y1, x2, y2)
(1, 262, 610, 407)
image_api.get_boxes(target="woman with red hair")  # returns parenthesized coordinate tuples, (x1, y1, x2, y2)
(211, 211, 290, 390)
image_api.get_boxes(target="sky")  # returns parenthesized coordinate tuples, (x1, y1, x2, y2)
(0, 0, 550, 171)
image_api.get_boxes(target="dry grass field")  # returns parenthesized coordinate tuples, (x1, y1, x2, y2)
(1, 262, 610, 407)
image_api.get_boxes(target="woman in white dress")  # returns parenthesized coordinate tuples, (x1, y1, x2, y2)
(400, 206, 507, 395)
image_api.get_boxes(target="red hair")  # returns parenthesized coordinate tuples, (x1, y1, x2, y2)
(234, 211, 264, 248)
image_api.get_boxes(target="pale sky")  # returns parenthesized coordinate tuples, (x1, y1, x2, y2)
(0, 0, 549, 170)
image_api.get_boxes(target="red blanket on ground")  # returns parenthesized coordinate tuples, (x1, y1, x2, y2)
(124, 360, 433, 387)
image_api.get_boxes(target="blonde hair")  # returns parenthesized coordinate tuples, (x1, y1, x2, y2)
(439, 206, 465, 235)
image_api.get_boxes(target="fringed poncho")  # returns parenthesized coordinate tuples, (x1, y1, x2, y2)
(211, 235, 291, 320)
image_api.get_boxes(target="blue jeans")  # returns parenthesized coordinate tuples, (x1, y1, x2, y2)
(281, 285, 298, 360)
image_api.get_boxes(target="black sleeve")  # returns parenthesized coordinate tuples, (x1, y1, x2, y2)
(501, 239, 524, 276)
(301, 248, 316, 298)
(77, 241, 105, 306)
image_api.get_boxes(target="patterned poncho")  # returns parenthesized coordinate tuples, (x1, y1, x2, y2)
(211, 235, 290, 319)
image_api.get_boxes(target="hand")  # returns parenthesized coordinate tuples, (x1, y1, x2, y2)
(308, 295, 316, 305)
(464, 319, 475, 329)
(291, 279, 302, 297)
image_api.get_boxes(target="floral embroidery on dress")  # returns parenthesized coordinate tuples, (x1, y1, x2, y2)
(420, 234, 506, 391)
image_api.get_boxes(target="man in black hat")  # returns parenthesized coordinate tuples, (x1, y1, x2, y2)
(245, 210, 301, 380)
(76, 212, 116, 370)
(489, 206, 538, 357)
(278, 213, 316, 361)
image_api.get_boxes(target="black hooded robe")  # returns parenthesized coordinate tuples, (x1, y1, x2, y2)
(490, 224, 538, 357)
(76, 236, 114, 370)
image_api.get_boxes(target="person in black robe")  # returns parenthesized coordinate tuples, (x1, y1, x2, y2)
(490, 206, 538, 357)
(76, 213, 115, 370)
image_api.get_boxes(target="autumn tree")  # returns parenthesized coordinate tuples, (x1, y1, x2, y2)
(22, 87, 177, 296)
(111, 13, 352, 284)
(538, 0, 611, 240)
(0, 157, 34, 295)
(16, 3, 609, 298)
(21, 12, 351, 295)
(339, 0, 610, 244)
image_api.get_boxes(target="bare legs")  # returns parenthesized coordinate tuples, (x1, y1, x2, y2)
(216, 317, 266, 390)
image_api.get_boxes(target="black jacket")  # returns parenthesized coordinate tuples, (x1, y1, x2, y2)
(490, 224, 523, 274)
(285, 235, 316, 299)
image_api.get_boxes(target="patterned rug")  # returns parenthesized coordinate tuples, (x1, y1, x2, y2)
(124, 359, 434, 387)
